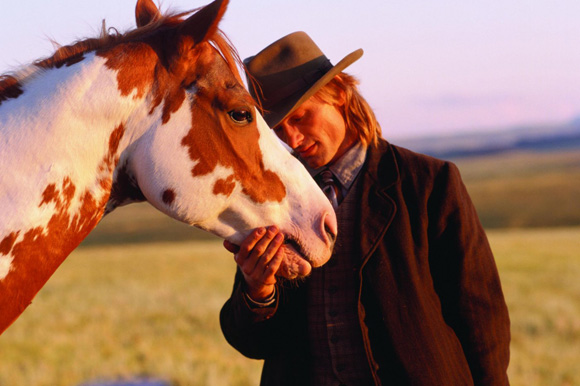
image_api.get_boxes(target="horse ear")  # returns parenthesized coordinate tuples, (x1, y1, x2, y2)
(177, 0, 229, 43)
(135, 0, 160, 27)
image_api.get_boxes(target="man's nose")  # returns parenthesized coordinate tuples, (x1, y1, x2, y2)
(279, 123, 303, 149)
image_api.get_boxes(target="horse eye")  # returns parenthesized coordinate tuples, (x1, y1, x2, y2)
(228, 109, 253, 125)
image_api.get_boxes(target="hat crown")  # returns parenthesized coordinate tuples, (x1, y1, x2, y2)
(245, 32, 331, 109)
(246, 32, 325, 78)
(244, 31, 363, 127)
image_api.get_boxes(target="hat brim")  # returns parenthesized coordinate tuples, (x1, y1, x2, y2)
(263, 48, 364, 128)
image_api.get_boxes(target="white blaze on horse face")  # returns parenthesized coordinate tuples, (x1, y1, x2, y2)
(122, 41, 337, 278)
(131, 95, 336, 278)
(244, 113, 338, 273)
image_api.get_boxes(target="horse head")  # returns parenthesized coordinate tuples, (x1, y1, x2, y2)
(106, 0, 337, 278)
(0, 0, 336, 335)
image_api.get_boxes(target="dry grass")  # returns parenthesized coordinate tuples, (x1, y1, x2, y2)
(489, 227, 580, 386)
(0, 241, 262, 386)
(1, 227, 579, 385)
(454, 150, 580, 228)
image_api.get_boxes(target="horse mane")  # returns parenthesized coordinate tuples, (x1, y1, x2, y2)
(0, 6, 244, 101)
(0, 75, 24, 105)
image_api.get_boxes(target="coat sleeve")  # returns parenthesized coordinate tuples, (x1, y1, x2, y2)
(219, 269, 288, 359)
(428, 161, 511, 386)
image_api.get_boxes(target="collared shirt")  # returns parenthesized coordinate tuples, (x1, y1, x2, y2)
(306, 140, 375, 385)
(306, 141, 368, 200)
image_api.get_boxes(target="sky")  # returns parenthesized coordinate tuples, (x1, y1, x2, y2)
(1, 0, 579, 140)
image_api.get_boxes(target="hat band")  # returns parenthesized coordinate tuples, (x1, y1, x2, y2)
(263, 58, 333, 109)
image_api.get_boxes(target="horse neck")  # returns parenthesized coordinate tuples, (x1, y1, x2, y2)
(0, 53, 147, 334)
(1, 52, 148, 227)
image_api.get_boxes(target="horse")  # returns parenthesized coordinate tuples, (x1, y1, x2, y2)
(0, 0, 337, 335)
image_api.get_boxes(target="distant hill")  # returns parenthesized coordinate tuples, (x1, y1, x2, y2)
(389, 118, 580, 229)
(80, 120, 580, 247)
(395, 116, 580, 159)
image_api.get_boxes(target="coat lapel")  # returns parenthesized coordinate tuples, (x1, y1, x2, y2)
(358, 140, 399, 267)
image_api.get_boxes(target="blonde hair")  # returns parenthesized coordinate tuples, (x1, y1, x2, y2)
(312, 72, 382, 146)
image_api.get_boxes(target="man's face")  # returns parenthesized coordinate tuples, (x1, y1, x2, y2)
(274, 97, 354, 169)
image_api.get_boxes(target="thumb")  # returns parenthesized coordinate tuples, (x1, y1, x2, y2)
(223, 240, 240, 254)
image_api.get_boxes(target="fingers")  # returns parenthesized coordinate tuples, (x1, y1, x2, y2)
(236, 226, 281, 271)
(230, 226, 285, 301)
(255, 232, 284, 279)
(245, 246, 284, 301)
(262, 247, 284, 282)
(235, 227, 267, 266)
(223, 240, 240, 254)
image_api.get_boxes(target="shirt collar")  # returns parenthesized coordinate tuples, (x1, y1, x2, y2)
(307, 141, 368, 190)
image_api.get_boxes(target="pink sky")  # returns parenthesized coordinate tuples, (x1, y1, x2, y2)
(2, 0, 579, 139)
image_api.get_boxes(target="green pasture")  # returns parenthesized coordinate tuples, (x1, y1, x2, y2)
(1, 149, 579, 385)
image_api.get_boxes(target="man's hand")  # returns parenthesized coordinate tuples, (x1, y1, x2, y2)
(223, 226, 284, 301)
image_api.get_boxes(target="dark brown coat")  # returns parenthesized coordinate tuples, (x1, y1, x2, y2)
(220, 139, 510, 385)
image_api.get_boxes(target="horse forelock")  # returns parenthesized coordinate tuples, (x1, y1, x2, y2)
(208, 32, 245, 85)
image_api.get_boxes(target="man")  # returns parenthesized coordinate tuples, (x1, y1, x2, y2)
(219, 31, 510, 386)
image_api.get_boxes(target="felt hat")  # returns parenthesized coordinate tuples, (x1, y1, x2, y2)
(244, 31, 363, 128)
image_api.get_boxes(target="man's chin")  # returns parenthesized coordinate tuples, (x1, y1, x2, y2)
(296, 153, 325, 170)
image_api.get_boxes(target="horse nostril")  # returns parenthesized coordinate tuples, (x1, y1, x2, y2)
(322, 211, 337, 248)
(325, 224, 337, 245)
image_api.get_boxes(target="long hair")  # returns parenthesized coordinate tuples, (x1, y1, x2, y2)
(312, 72, 382, 147)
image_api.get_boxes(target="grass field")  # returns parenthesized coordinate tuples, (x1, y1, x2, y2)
(0, 241, 262, 386)
(491, 227, 580, 386)
(1, 227, 579, 386)
(453, 149, 580, 228)
(1, 148, 579, 385)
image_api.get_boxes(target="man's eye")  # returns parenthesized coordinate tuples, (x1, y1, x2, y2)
(228, 110, 253, 124)
(289, 111, 306, 123)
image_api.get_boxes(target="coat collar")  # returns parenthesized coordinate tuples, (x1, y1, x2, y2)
(364, 139, 400, 191)
(358, 139, 399, 265)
